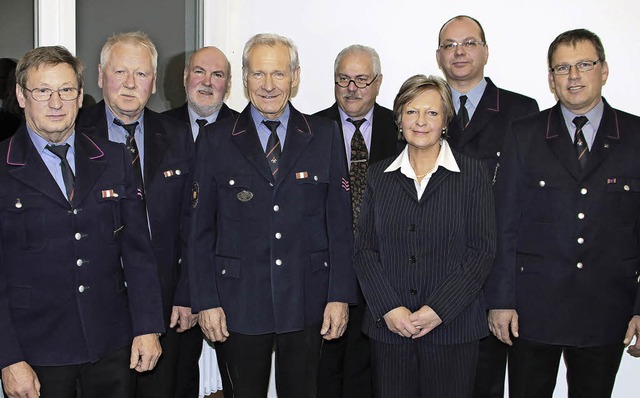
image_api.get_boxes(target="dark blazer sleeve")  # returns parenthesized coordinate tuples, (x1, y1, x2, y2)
(0, 237, 24, 368)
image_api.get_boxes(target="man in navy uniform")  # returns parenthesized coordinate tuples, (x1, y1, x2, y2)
(436, 15, 540, 397)
(487, 28, 640, 397)
(0, 46, 163, 398)
(188, 33, 357, 398)
(163, 46, 238, 146)
(76, 32, 197, 398)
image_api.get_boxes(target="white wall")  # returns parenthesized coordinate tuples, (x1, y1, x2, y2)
(203, 0, 640, 397)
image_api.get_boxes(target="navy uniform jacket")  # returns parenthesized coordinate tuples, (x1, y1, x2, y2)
(447, 77, 539, 177)
(162, 102, 238, 143)
(0, 126, 164, 369)
(354, 151, 496, 344)
(77, 102, 195, 322)
(188, 103, 357, 334)
(314, 102, 399, 165)
(485, 100, 640, 346)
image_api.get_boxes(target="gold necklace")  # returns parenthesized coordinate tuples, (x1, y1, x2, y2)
(415, 173, 428, 179)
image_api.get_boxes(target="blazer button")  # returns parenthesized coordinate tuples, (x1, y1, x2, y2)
(78, 285, 86, 293)
(229, 180, 235, 186)
(576, 262, 584, 269)
(275, 259, 283, 266)
(75, 232, 82, 240)
(577, 213, 585, 220)
(409, 224, 416, 232)
(409, 255, 417, 264)
(273, 205, 280, 212)
(580, 188, 588, 195)
(410, 288, 417, 295)
(76, 259, 84, 267)
(577, 237, 584, 244)
(539, 181, 546, 187)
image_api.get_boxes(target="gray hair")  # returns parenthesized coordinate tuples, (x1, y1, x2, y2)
(334, 44, 381, 76)
(100, 31, 158, 71)
(242, 33, 299, 78)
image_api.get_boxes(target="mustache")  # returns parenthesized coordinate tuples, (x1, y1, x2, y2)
(196, 86, 214, 94)
(342, 93, 362, 100)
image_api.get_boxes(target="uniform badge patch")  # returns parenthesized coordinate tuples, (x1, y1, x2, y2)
(192, 182, 199, 208)
(237, 190, 254, 202)
(295, 171, 308, 179)
(102, 189, 119, 198)
(341, 178, 350, 191)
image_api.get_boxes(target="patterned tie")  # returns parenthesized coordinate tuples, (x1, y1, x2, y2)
(348, 117, 368, 232)
(458, 95, 470, 129)
(195, 118, 208, 147)
(264, 120, 281, 178)
(47, 143, 74, 201)
(573, 116, 589, 170)
(114, 119, 143, 189)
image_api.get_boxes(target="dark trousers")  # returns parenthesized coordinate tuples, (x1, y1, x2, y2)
(317, 301, 372, 398)
(370, 339, 478, 398)
(473, 333, 508, 398)
(509, 338, 624, 398)
(135, 326, 203, 398)
(29, 346, 134, 398)
(211, 340, 234, 398)
(223, 325, 323, 398)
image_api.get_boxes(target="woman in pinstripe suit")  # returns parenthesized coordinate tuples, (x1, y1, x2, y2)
(354, 75, 496, 398)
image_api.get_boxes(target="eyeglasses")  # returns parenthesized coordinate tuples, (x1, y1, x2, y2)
(549, 60, 601, 75)
(23, 86, 80, 102)
(335, 74, 379, 89)
(439, 40, 486, 51)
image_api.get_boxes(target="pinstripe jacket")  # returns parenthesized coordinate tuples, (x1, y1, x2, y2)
(354, 148, 496, 344)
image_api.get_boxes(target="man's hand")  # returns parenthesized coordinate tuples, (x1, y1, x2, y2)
(199, 307, 229, 342)
(1, 361, 40, 398)
(321, 302, 349, 340)
(383, 306, 419, 338)
(408, 305, 442, 339)
(170, 305, 198, 333)
(488, 309, 519, 345)
(130, 334, 162, 372)
(624, 315, 640, 357)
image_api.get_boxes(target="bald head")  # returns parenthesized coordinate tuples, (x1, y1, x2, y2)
(184, 46, 232, 117)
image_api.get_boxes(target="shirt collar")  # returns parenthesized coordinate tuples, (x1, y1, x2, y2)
(188, 104, 219, 126)
(451, 77, 487, 109)
(337, 106, 374, 128)
(106, 104, 144, 135)
(250, 103, 290, 131)
(385, 139, 460, 178)
(27, 127, 76, 156)
(560, 99, 604, 133)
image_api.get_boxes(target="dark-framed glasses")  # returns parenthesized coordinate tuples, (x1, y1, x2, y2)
(23, 86, 80, 102)
(335, 74, 379, 89)
(549, 60, 601, 75)
(439, 40, 486, 51)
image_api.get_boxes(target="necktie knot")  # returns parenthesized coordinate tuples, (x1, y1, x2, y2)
(196, 118, 208, 129)
(347, 118, 366, 131)
(113, 119, 139, 137)
(460, 95, 468, 106)
(47, 143, 70, 160)
(573, 116, 588, 131)
(263, 120, 281, 134)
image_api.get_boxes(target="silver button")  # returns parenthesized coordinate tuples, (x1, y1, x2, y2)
(539, 181, 546, 187)
(75, 233, 82, 240)
(275, 232, 282, 239)
(520, 266, 524, 272)
(221, 269, 226, 275)
(624, 185, 630, 191)
(578, 213, 585, 220)
(496, 151, 501, 157)
(275, 259, 282, 266)
(229, 180, 235, 186)
(78, 285, 85, 293)
(577, 237, 584, 244)
(76, 259, 84, 267)
(323, 261, 328, 267)
(124, 281, 127, 287)
(314, 176, 318, 181)
(576, 262, 584, 269)
(273, 205, 280, 212)
(269, 182, 274, 187)
(14, 200, 22, 209)
(175, 169, 182, 176)
(580, 188, 588, 195)
(178, 258, 182, 264)
(73, 209, 78, 214)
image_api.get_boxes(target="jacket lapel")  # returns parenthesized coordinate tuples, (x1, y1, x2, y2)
(581, 99, 619, 178)
(369, 103, 398, 163)
(455, 78, 500, 147)
(275, 105, 312, 186)
(545, 104, 581, 180)
(142, 111, 168, 187)
(231, 105, 274, 183)
(7, 127, 73, 207)
(71, 132, 107, 205)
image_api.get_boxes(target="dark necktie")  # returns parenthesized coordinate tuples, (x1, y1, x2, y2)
(348, 117, 368, 232)
(195, 118, 208, 147)
(114, 119, 143, 189)
(47, 143, 74, 201)
(264, 120, 281, 178)
(573, 116, 589, 170)
(458, 95, 470, 129)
